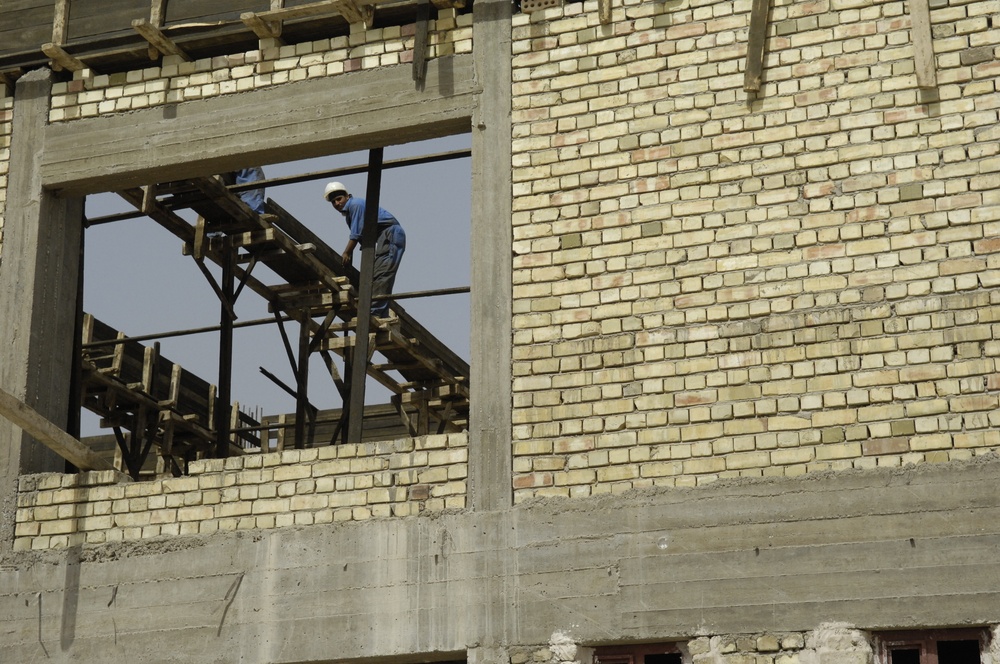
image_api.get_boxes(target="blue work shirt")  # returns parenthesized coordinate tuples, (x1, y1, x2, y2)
(340, 196, 400, 241)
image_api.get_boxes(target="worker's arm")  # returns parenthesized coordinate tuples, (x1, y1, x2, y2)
(342, 238, 358, 265)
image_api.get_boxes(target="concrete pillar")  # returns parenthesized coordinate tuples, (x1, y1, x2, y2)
(469, 0, 513, 512)
(0, 69, 84, 551)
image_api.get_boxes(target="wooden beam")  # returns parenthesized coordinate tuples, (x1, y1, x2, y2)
(242, 12, 283, 39)
(598, 0, 612, 25)
(0, 386, 121, 474)
(148, 0, 168, 60)
(334, 0, 370, 26)
(41, 43, 89, 73)
(131, 18, 191, 61)
(52, 0, 70, 44)
(250, 0, 390, 26)
(744, 0, 770, 92)
(909, 0, 937, 88)
(413, 0, 430, 84)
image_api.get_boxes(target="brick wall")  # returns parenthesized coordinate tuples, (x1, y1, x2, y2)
(0, 90, 10, 258)
(48, 14, 471, 122)
(14, 432, 467, 551)
(509, 0, 1000, 500)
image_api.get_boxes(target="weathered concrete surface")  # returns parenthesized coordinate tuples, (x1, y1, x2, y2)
(0, 69, 84, 553)
(2, 459, 1000, 662)
(40, 55, 478, 196)
(470, 0, 513, 513)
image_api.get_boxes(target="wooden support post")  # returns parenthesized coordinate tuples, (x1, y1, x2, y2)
(346, 148, 384, 444)
(148, 0, 167, 59)
(598, 0, 612, 25)
(743, 0, 770, 92)
(276, 413, 288, 451)
(909, 0, 937, 88)
(413, 0, 430, 85)
(0, 387, 120, 473)
(52, 0, 70, 45)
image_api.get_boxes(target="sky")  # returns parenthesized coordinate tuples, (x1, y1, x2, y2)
(81, 134, 472, 436)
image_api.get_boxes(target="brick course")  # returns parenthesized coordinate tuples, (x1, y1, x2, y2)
(13, 433, 467, 550)
(0, 91, 10, 257)
(47, 16, 472, 122)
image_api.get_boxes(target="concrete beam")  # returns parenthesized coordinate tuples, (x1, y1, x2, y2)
(0, 69, 84, 552)
(40, 56, 478, 196)
(2, 461, 1000, 660)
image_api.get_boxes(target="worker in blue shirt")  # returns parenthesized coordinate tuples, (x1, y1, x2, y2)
(324, 181, 406, 318)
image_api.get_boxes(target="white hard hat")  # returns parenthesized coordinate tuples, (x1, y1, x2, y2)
(323, 181, 349, 200)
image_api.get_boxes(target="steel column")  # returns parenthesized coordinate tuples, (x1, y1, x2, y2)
(346, 148, 384, 444)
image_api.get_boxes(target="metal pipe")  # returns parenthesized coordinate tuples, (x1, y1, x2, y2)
(81, 285, 470, 349)
(84, 148, 471, 225)
(80, 314, 297, 348)
(372, 285, 470, 301)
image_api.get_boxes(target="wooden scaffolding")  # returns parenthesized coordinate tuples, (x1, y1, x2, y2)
(80, 152, 469, 477)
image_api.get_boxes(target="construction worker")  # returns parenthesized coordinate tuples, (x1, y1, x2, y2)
(324, 181, 406, 318)
(223, 166, 266, 214)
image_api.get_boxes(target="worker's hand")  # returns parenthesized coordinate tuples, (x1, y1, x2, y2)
(342, 250, 352, 266)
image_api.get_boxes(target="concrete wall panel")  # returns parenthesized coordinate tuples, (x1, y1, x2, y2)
(4, 461, 1000, 662)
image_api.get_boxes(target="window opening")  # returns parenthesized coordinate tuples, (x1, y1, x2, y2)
(878, 630, 988, 664)
(81, 135, 470, 479)
(890, 649, 922, 664)
(595, 643, 684, 664)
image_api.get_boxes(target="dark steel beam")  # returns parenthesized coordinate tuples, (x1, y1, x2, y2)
(346, 148, 384, 444)
(215, 250, 236, 458)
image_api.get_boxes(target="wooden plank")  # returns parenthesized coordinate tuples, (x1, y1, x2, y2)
(131, 18, 191, 60)
(63, 0, 148, 41)
(253, 0, 398, 21)
(163, 0, 264, 24)
(41, 42, 88, 72)
(909, 0, 937, 88)
(743, 0, 769, 92)
(0, 9, 52, 56)
(0, 386, 121, 473)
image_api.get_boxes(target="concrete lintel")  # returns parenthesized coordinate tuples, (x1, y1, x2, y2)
(41, 55, 478, 196)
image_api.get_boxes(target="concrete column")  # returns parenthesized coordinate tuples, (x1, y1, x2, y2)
(0, 69, 84, 551)
(469, 0, 513, 512)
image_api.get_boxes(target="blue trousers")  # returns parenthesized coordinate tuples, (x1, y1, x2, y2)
(371, 224, 405, 317)
(235, 166, 266, 214)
